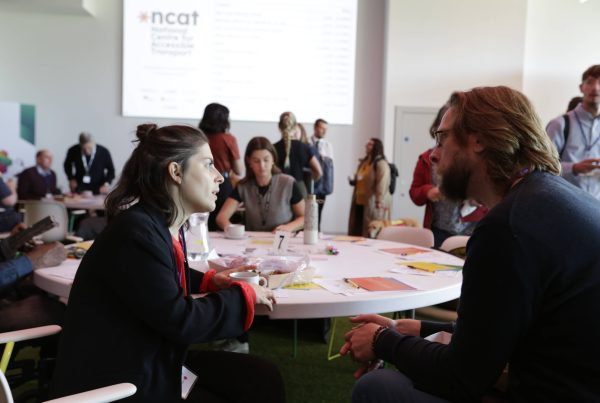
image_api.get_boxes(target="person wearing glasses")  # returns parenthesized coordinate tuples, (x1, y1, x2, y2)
(342, 87, 600, 402)
(51, 124, 284, 402)
(409, 104, 487, 248)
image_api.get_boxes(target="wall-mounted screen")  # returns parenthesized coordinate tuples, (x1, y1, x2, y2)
(123, 0, 357, 124)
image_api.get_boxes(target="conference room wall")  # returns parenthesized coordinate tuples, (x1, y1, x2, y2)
(0, 0, 385, 235)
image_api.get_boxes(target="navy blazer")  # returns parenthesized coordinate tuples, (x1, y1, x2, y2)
(63, 144, 115, 194)
(51, 203, 248, 402)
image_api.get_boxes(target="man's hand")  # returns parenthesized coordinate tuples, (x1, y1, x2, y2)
(69, 179, 78, 193)
(427, 186, 442, 202)
(26, 242, 67, 269)
(573, 158, 600, 175)
(99, 183, 110, 194)
(340, 322, 380, 363)
(351, 314, 421, 336)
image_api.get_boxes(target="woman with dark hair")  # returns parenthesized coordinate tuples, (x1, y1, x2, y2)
(199, 102, 243, 231)
(273, 111, 322, 196)
(51, 124, 284, 402)
(217, 136, 305, 233)
(348, 138, 391, 236)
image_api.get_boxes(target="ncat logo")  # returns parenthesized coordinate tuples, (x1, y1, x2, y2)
(138, 11, 199, 26)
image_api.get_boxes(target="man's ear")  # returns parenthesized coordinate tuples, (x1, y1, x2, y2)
(579, 83, 584, 94)
(470, 134, 485, 153)
(168, 161, 182, 185)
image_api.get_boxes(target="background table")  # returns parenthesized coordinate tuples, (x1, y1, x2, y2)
(34, 232, 463, 319)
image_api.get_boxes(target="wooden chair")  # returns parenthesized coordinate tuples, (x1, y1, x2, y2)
(0, 325, 136, 403)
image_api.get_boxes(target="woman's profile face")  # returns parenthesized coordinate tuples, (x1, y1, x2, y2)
(179, 143, 223, 215)
(248, 149, 274, 179)
(365, 140, 374, 154)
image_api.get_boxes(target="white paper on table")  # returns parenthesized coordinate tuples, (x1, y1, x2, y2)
(424, 331, 452, 344)
(313, 278, 369, 296)
(38, 259, 80, 280)
(389, 266, 435, 276)
(273, 289, 291, 298)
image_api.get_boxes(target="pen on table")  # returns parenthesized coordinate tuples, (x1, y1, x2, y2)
(344, 278, 361, 289)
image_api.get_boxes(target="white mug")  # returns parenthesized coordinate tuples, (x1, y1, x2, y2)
(225, 224, 245, 238)
(229, 271, 267, 287)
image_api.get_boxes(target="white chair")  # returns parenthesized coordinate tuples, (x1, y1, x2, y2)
(21, 200, 69, 243)
(0, 325, 136, 403)
(440, 235, 470, 255)
(415, 235, 470, 322)
(377, 226, 434, 248)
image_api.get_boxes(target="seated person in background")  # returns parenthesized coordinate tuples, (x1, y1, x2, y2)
(217, 136, 305, 233)
(63, 132, 115, 195)
(1, 239, 67, 332)
(342, 86, 600, 402)
(410, 104, 487, 248)
(17, 149, 61, 200)
(0, 175, 21, 232)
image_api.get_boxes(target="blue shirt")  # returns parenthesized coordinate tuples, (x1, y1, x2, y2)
(0, 255, 33, 292)
(547, 103, 600, 199)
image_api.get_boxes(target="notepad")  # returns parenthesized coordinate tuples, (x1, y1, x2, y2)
(332, 235, 366, 242)
(345, 277, 416, 291)
(404, 261, 463, 272)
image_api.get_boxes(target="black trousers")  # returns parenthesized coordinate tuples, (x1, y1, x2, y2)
(185, 350, 285, 402)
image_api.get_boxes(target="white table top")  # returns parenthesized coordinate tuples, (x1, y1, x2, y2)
(34, 232, 463, 319)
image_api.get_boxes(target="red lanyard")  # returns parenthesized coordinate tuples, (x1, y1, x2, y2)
(172, 234, 187, 296)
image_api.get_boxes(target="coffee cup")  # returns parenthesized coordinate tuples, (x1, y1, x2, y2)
(225, 224, 245, 238)
(229, 271, 267, 287)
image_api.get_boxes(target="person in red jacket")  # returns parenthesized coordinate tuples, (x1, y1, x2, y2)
(409, 104, 487, 248)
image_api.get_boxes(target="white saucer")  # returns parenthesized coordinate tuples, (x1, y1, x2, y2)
(224, 234, 247, 240)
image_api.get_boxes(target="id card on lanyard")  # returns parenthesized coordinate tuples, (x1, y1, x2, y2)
(81, 150, 96, 184)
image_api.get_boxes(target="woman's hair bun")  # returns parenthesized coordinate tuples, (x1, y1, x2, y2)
(136, 123, 158, 142)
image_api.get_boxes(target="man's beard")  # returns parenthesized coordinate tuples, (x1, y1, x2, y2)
(437, 156, 471, 202)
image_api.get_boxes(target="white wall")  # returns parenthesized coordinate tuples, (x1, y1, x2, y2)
(523, 0, 600, 124)
(383, 0, 527, 220)
(0, 0, 386, 234)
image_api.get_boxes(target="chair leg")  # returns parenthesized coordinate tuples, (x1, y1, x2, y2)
(327, 318, 341, 361)
(0, 341, 15, 373)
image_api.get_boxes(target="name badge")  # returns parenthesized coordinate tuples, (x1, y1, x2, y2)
(82, 175, 91, 184)
(181, 365, 198, 400)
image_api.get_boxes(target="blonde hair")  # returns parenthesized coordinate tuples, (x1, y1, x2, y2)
(278, 111, 298, 168)
(448, 86, 560, 189)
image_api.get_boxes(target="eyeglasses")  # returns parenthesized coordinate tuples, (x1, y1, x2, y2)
(433, 129, 452, 147)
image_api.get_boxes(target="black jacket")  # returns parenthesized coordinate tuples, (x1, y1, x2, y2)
(51, 203, 248, 402)
(63, 144, 115, 194)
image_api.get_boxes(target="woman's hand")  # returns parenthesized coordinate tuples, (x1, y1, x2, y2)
(272, 223, 294, 233)
(340, 322, 380, 363)
(212, 265, 256, 290)
(249, 283, 275, 311)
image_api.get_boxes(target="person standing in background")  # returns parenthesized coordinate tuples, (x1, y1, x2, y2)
(199, 103, 243, 231)
(348, 138, 390, 237)
(311, 119, 334, 231)
(410, 105, 487, 248)
(63, 132, 115, 195)
(0, 174, 20, 232)
(17, 149, 61, 200)
(546, 64, 600, 200)
(273, 111, 322, 197)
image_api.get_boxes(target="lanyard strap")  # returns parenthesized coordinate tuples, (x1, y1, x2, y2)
(574, 110, 600, 152)
(178, 227, 191, 296)
(81, 150, 96, 175)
